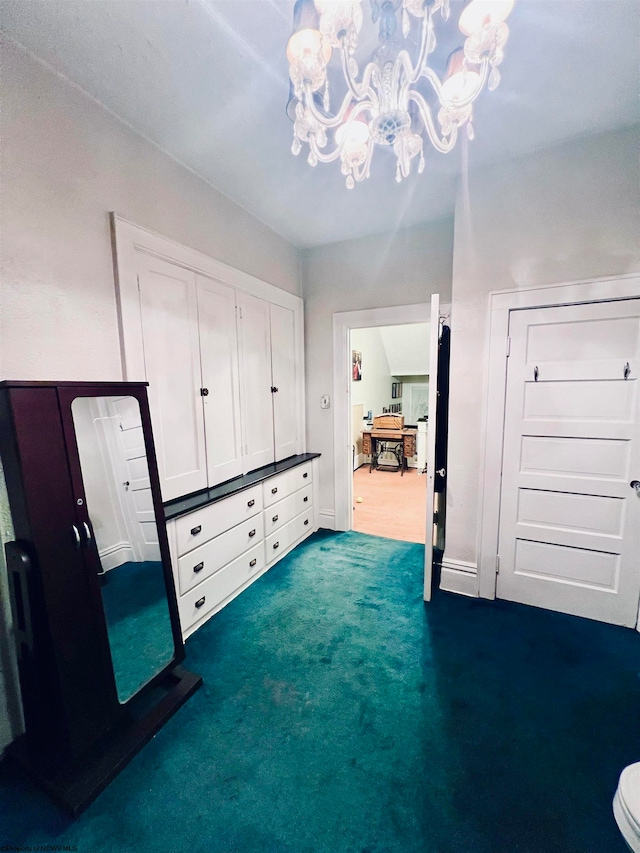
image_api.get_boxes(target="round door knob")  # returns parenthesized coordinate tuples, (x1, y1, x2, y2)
(631, 480, 640, 492)
(436, 468, 446, 477)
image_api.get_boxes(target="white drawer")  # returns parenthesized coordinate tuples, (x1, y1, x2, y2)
(175, 484, 262, 556)
(264, 484, 313, 536)
(265, 507, 313, 564)
(263, 463, 312, 508)
(178, 541, 265, 631)
(177, 513, 264, 594)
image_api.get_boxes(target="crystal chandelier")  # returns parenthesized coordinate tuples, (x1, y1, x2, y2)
(286, 0, 515, 187)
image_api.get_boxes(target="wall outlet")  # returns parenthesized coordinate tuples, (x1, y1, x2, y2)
(320, 394, 331, 409)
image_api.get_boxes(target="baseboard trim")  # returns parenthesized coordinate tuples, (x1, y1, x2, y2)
(439, 558, 478, 597)
(353, 453, 365, 470)
(99, 542, 134, 572)
(318, 511, 336, 531)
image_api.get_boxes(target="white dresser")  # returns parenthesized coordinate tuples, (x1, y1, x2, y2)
(165, 455, 320, 639)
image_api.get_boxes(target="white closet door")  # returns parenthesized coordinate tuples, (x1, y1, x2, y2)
(137, 252, 207, 501)
(237, 292, 275, 472)
(270, 303, 298, 462)
(497, 298, 640, 626)
(196, 276, 243, 486)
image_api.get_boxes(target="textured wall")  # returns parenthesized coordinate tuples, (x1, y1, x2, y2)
(302, 220, 454, 523)
(445, 126, 640, 575)
(0, 39, 301, 382)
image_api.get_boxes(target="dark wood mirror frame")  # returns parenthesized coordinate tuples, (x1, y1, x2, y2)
(0, 380, 201, 816)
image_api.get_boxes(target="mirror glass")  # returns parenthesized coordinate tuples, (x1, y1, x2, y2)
(71, 395, 174, 703)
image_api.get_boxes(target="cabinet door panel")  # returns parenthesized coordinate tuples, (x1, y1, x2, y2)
(237, 292, 275, 472)
(270, 303, 298, 461)
(197, 276, 243, 486)
(138, 253, 207, 500)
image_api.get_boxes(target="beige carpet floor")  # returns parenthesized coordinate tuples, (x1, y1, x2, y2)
(352, 464, 426, 543)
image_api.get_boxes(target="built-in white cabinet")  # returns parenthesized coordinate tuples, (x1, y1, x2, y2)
(237, 293, 299, 473)
(166, 458, 320, 638)
(138, 253, 208, 499)
(270, 303, 298, 462)
(237, 292, 275, 473)
(124, 230, 304, 502)
(197, 275, 243, 486)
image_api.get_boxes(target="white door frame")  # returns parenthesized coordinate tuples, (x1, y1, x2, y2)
(333, 300, 450, 533)
(477, 273, 640, 627)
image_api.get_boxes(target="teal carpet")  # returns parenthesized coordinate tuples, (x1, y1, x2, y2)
(1, 530, 638, 852)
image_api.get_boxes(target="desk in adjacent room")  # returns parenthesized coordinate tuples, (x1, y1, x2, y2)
(361, 428, 417, 475)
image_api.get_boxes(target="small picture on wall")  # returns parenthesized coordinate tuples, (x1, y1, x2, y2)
(352, 350, 362, 381)
(391, 382, 403, 399)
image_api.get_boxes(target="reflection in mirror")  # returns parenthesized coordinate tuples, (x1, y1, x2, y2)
(71, 396, 174, 703)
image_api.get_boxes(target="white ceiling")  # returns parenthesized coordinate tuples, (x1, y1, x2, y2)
(2, 0, 638, 247)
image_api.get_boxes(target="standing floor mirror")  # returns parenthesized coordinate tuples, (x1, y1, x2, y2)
(0, 381, 201, 816)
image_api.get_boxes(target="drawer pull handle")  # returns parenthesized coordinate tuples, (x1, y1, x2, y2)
(195, 596, 206, 609)
(303, 472, 308, 478)
(193, 561, 205, 574)
(248, 499, 255, 507)
(304, 519, 309, 526)
(273, 541, 279, 550)
(303, 496, 309, 502)
(191, 525, 202, 536)
(248, 529, 256, 538)
(272, 514, 279, 523)
(250, 558, 257, 567)
(271, 487, 278, 494)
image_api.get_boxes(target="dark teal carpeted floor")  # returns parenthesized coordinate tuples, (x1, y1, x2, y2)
(1, 530, 638, 852)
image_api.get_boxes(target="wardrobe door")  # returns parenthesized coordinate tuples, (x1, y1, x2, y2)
(197, 276, 243, 485)
(138, 254, 207, 500)
(270, 303, 298, 462)
(237, 292, 275, 472)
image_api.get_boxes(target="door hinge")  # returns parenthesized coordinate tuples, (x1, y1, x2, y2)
(496, 555, 500, 574)
(506, 336, 511, 357)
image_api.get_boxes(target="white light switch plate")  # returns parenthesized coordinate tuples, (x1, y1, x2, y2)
(320, 394, 331, 409)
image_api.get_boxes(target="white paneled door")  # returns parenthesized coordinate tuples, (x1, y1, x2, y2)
(197, 276, 243, 486)
(270, 303, 298, 462)
(137, 253, 207, 500)
(237, 292, 275, 472)
(497, 299, 640, 626)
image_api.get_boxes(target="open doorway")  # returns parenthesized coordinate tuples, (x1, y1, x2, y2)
(350, 323, 430, 544)
(333, 298, 449, 601)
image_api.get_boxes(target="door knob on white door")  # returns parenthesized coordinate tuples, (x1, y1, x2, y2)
(630, 480, 640, 493)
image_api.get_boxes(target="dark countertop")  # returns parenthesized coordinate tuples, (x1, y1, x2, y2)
(163, 453, 321, 520)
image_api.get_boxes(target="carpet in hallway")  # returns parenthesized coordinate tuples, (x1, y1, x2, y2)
(0, 530, 637, 852)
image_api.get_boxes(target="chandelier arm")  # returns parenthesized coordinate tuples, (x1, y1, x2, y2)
(420, 59, 490, 109)
(304, 83, 358, 130)
(396, 9, 432, 89)
(308, 134, 343, 163)
(407, 90, 458, 154)
(340, 46, 383, 103)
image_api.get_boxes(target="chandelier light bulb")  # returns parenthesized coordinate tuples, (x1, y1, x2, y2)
(442, 48, 481, 104)
(335, 118, 370, 150)
(286, 0, 516, 185)
(458, 0, 515, 36)
(286, 28, 331, 64)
